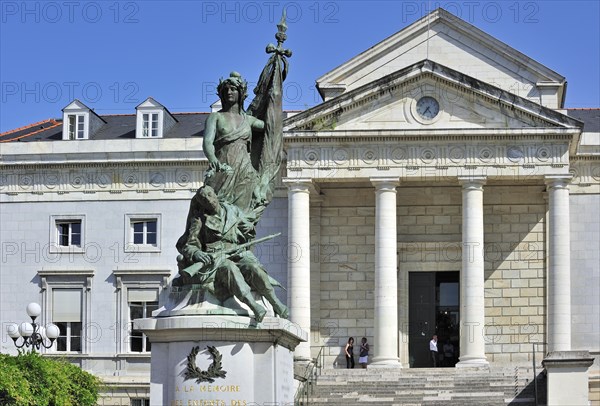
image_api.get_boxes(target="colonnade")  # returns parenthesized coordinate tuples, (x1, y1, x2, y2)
(284, 175, 572, 364)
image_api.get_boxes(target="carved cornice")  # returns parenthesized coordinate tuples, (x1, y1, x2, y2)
(287, 142, 568, 171)
(1, 160, 206, 171)
(283, 140, 578, 182)
(38, 269, 95, 291)
(114, 268, 172, 289)
(284, 128, 577, 143)
(569, 160, 600, 187)
(0, 165, 205, 197)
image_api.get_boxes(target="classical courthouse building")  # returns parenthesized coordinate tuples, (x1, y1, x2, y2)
(1, 8, 598, 404)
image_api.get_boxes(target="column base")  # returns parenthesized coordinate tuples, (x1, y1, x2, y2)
(456, 357, 489, 368)
(370, 357, 402, 368)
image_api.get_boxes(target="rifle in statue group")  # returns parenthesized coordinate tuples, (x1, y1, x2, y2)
(180, 233, 282, 280)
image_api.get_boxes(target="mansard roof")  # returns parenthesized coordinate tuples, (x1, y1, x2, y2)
(0, 113, 208, 143)
(566, 109, 600, 133)
(0, 119, 61, 143)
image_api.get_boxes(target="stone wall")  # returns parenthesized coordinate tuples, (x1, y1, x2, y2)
(570, 193, 600, 354)
(316, 187, 376, 366)
(483, 185, 546, 364)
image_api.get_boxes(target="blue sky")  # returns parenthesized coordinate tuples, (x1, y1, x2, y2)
(1, 0, 599, 133)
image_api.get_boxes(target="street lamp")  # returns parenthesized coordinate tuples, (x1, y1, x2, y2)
(6, 302, 60, 352)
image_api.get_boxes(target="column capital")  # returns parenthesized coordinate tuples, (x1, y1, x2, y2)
(545, 174, 572, 189)
(283, 177, 313, 193)
(370, 177, 400, 190)
(458, 176, 487, 188)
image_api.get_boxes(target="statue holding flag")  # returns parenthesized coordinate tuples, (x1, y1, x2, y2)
(172, 13, 292, 322)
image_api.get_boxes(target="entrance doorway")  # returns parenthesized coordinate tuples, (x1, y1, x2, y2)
(408, 271, 459, 368)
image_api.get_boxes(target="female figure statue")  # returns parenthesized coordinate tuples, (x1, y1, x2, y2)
(202, 72, 264, 211)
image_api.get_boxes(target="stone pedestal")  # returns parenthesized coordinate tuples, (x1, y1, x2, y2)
(543, 351, 594, 406)
(136, 315, 307, 406)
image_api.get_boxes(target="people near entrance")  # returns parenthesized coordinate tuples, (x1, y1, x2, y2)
(359, 337, 369, 368)
(344, 337, 355, 369)
(443, 341, 455, 366)
(429, 334, 438, 367)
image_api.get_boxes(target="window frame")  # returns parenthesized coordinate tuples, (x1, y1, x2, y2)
(57, 221, 82, 247)
(124, 214, 161, 253)
(135, 109, 163, 138)
(62, 112, 89, 140)
(113, 269, 169, 355)
(55, 320, 83, 352)
(49, 215, 85, 254)
(37, 269, 94, 354)
(68, 114, 86, 139)
(142, 113, 159, 137)
(128, 298, 158, 353)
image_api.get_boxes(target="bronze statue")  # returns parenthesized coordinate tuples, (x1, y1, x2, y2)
(203, 72, 264, 211)
(173, 14, 292, 322)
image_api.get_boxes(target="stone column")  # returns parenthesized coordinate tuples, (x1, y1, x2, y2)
(285, 178, 312, 361)
(457, 176, 489, 367)
(370, 177, 401, 367)
(545, 175, 572, 352)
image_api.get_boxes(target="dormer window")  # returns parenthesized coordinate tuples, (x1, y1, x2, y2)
(135, 97, 177, 139)
(142, 113, 159, 137)
(68, 114, 85, 140)
(61, 99, 105, 141)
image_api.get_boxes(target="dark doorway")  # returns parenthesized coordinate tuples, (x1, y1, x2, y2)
(408, 271, 459, 368)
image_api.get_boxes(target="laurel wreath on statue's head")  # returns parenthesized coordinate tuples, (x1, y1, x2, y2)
(184, 345, 227, 383)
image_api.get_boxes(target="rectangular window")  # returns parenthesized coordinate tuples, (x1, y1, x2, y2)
(131, 399, 150, 406)
(128, 289, 158, 352)
(125, 214, 161, 253)
(56, 221, 82, 247)
(132, 220, 157, 245)
(142, 113, 159, 137)
(68, 115, 85, 139)
(52, 289, 82, 352)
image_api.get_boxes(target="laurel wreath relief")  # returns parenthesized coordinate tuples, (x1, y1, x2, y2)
(184, 345, 227, 383)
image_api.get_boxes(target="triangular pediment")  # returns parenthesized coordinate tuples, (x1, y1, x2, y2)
(136, 97, 166, 110)
(317, 8, 565, 109)
(285, 61, 580, 133)
(62, 99, 90, 112)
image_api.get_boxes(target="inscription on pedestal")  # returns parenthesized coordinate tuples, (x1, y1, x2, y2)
(170, 384, 247, 406)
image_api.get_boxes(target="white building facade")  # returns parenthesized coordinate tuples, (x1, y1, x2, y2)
(1, 9, 598, 404)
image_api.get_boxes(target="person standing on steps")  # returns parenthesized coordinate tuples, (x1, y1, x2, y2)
(429, 334, 438, 367)
(359, 337, 369, 369)
(345, 337, 355, 369)
(443, 340, 455, 367)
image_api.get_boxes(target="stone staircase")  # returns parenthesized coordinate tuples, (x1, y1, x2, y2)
(299, 366, 546, 405)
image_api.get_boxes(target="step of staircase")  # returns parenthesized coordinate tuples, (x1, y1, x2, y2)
(299, 366, 546, 406)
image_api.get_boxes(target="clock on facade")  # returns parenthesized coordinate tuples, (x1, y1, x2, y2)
(416, 96, 440, 120)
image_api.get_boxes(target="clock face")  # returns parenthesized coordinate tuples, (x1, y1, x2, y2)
(416, 96, 440, 120)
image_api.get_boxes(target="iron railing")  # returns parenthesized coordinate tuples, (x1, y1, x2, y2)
(294, 346, 325, 406)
